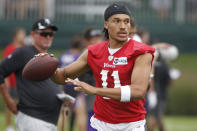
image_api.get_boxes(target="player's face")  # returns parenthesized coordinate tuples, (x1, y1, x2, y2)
(105, 14, 131, 43)
(15, 29, 26, 44)
(32, 28, 54, 51)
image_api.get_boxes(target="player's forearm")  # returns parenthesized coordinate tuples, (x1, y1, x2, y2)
(95, 85, 147, 101)
(51, 68, 66, 84)
(130, 84, 147, 100)
(95, 87, 121, 100)
(72, 77, 147, 101)
(51, 68, 81, 85)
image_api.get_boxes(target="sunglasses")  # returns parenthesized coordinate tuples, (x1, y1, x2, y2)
(36, 32, 54, 37)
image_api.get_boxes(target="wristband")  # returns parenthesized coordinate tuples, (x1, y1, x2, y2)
(120, 85, 131, 102)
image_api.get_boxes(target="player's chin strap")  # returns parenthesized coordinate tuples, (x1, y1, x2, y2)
(120, 85, 131, 102)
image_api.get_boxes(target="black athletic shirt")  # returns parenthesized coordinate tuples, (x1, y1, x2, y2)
(0, 45, 62, 125)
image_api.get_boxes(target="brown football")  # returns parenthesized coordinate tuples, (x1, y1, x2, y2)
(22, 54, 59, 81)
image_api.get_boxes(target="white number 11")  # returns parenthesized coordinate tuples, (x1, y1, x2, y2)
(100, 69, 121, 89)
(100, 69, 122, 99)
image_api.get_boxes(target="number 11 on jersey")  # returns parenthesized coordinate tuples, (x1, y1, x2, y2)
(100, 69, 122, 99)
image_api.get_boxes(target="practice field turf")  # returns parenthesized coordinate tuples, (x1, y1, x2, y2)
(0, 113, 197, 131)
(164, 116, 197, 131)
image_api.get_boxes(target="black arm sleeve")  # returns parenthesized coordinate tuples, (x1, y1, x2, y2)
(0, 48, 26, 84)
(0, 74, 4, 84)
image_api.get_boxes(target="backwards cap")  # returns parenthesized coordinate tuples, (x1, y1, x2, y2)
(104, 3, 131, 21)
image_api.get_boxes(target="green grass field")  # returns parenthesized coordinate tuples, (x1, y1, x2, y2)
(0, 113, 197, 131)
(167, 53, 197, 115)
(164, 116, 197, 131)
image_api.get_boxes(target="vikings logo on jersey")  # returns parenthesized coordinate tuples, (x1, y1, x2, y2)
(113, 57, 128, 65)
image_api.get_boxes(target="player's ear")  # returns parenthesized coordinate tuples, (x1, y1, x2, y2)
(104, 21, 108, 30)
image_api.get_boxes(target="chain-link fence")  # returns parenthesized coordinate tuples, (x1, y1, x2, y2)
(0, 0, 197, 52)
(0, 0, 196, 24)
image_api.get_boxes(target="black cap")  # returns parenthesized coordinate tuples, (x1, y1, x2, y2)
(84, 28, 102, 40)
(104, 3, 131, 21)
(32, 18, 58, 31)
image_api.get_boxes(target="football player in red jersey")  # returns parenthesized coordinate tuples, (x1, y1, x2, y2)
(52, 3, 155, 131)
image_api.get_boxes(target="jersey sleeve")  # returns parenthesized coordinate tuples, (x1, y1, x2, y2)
(0, 48, 26, 84)
(133, 42, 155, 56)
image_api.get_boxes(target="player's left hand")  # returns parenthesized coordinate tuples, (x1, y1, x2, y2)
(65, 78, 96, 95)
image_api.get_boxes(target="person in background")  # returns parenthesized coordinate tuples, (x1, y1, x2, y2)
(147, 43, 179, 131)
(78, 27, 103, 131)
(2, 28, 26, 131)
(137, 28, 150, 44)
(0, 18, 62, 131)
(59, 35, 83, 68)
(131, 26, 179, 131)
(24, 34, 33, 45)
(58, 35, 83, 131)
(129, 17, 136, 38)
(148, 52, 171, 131)
(129, 16, 141, 42)
(59, 28, 103, 131)
(133, 28, 177, 131)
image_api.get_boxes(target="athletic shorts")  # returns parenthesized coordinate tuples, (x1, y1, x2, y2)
(15, 112, 57, 131)
(90, 116, 146, 131)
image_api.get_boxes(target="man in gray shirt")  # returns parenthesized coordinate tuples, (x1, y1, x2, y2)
(0, 18, 62, 131)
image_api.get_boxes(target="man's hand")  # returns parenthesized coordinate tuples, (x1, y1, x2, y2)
(65, 78, 96, 95)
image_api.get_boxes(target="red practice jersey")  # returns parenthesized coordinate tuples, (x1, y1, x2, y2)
(88, 39, 155, 124)
(2, 44, 17, 88)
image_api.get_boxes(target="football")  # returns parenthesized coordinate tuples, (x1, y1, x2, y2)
(22, 54, 59, 81)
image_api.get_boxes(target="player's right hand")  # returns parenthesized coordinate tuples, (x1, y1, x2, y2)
(7, 98, 18, 114)
(65, 78, 96, 95)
